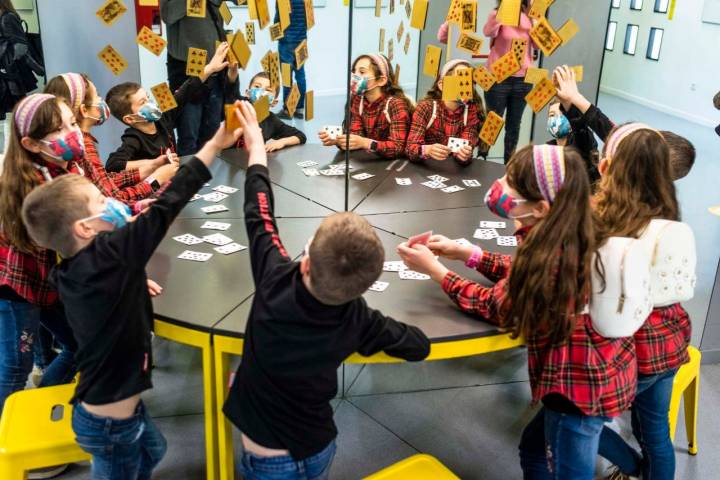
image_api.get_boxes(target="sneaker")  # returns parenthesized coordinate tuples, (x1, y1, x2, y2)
(293, 108, 305, 120)
(277, 109, 292, 120)
(605, 466, 640, 480)
(30, 365, 45, 387)
(28, 464, 69, 479)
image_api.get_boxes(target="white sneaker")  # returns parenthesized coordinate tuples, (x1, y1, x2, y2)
(30, 365, 45, 387)
(27, 464, 69, 479)
(605, 466, 641, 480)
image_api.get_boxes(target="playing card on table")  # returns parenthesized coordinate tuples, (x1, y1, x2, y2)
(202, 233, 233, 246)
(214, 185, 239, 194)
(454, 238, 472, 247)
(178, 250, 212, 262)
(319, 169, 344, 176)
(96, 0, 127, 26)
(136, 26, 166, 56)
(150, 82, 177, 112)
(203, 192, 228, 203)
(201, 221, 231, 231)
(442, 185, 465, 194)
(297, 160, 318, 168)
(447, 137, 469, 153)
(399, 270, 431, 281)
(479, 111, 505, 147)
(421, 180, 446, 189)
(352, 173, 375, 181)
(368, 281, 390, 292)
(480, 221, 506, 229)
(97, 44, 128, 76)
(473, 65, 496, 92)
(214, 243, 247, 255)
(383, 261, 407, 272)
(303, 168, 320, 177)
(491, 50, 521, 84)
(173, 234, 204, 245)
(323, 126, 343, 140)
(497, 236, 519, 247)
(462, 179, 482, 187)
(395, 177, 412, 186)
(201, 205, 229, 214)
(427, 174, 449, 183)
(186, 47, 208, 77)
(189, 194, 203, 202)
(525, 78, 557, 113)
(474, 228, 499, 240)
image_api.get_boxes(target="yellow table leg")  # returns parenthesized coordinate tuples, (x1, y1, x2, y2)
(213, 335, 245, 480)
(154, 320, 218, 480)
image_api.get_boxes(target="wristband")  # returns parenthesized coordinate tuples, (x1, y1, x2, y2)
(465, 246, 483, 269)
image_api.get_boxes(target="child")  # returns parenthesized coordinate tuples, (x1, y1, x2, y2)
(318, 54, 412, 159)
(20, 106, 244, 480)
(546, 98, 600, 183)
(553, 65, 695, 180)
(275, 0, 308, 120)
(222, 102, 430, 478)
(593, 124, 690, 480)
(44, 72, 178, 210)
(397, 145, 637, 479)
(104, 42, 231, 173)
(405, 59, 483, 164)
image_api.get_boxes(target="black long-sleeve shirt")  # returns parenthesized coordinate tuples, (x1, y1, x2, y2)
(51, 158, 211, 405)
(105, 77, 207, 172)
(223, 165, 430, 460)
(553, 104, 602, 183)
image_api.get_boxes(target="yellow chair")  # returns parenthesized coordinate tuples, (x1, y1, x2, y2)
(364, 454, 460, 479)
(669, 345, 701, 455)
(0, 383, 90, 479)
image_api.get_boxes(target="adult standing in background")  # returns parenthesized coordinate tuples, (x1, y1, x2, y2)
(160, 0, 236, 155)
(483, 0, 535, 163)
(276, 0, 307, 120)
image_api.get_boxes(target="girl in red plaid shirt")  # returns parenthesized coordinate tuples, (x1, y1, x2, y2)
(594, 124, 691, 480)
(318, 54, 413, 159)
(405, 59, 484, 165)
(398, 145, 637, 479)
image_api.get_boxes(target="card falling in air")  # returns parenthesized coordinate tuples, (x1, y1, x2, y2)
(496, 0, 521, 27)
(524, 67, 548, 84)
(528, 0, 551, 20)
(253, 95, 270, 123)
(248, 0, 258, 19)
(446, 0, 462, 25)
(460, 0, 477, 32)
(456, 32, 483, 55)
(379, 28, 385, 52)
(136, 26, 166, 56)
(186, 48, 207, 77)
(405, 0, 412, 19)
(270, 23, 284, 41)
(408, 230, 432, 247)
(442, 67, 473, 102)
(387, 39, 394, 62)
(375, 0, 381, 17)
(245, 23, 256, 45)
(151, 83, 177, 112)
(410, 0, 429, 30)
(511, 38, 528, 65)
(403, 33, 411, 55)
(186, 0, 206, 18)
(256, 0, 271, 29)
(394, 63, 400, 82)
(281, 63, 291, 87)
(530, 17, 562, 57)
(305, 0, 315, 30)
(219, 2, 232, 24)
(278, 0, 291, 31)
(230, 30, 252, 68)
(225, 104, 241, 131)
(97, 44, 128, 76)
(390, 0, 395, 14)
(570, 65, 584, 82)
(305, 90, 314, 121)
(397, 22, 404, 43)
(479, 111, 505, 146)
(557, 19, 579, 45)
(286, 84, 301, 118)
(96, 0, 127, 26)
(423, 44, 442, 78)
(473, 65, 496, 91)
(491, 50, 520, 83)
(525, 77, 557, 113)
(295, 40, 308, 69)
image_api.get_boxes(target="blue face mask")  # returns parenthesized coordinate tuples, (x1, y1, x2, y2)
(82, 198, 132, 230)
(547, 114, 572, 139)
(136, 102, 162, 122)
(248, 87, 275, 105)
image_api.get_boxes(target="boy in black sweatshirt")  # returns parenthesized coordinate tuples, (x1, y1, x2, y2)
(20, 109, 244, 479)
(104, 43, 232, 173)
(222, 102, 430, 477)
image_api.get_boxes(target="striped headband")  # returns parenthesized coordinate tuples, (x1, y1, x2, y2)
(368, 54, 390, 80)
(533, 145, 566, 203)
(604, 122, 660, 164)
(60, 73, 87, 112)
(440, 59, 470, 79)
(14, 93, 55, 137)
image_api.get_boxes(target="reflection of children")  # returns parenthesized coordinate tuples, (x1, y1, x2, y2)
(546, 98, 600, 183)
(276, 0, 308, 120)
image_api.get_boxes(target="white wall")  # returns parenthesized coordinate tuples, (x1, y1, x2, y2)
(600, 0, 720, 127)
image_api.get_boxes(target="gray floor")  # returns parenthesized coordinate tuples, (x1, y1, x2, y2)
(54, 93, 720, 479)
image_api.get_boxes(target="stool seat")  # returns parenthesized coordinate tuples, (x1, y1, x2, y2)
(364, 454, 460, 479)
(669, 345, 701, 455)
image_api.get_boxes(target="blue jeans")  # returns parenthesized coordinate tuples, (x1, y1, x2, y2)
(73, 401, 167, 480)
(599, 369, 677, 479)
(175, 75, 225, 156)
(484, 76, 532, 163)
(519, 406, 608, 480)
(0, 300, 77, 415)
(278, 40, 306, 110)
(238, 440, 336, 480)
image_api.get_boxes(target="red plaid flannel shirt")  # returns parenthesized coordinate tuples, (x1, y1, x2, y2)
(635, 303, 691, 375)
(441, 229, 637, 417)
(81, 133, 153, 207)
(405, 99, 480, 162)
(348, 94, 410, 159)
(0, 160, 83, 306)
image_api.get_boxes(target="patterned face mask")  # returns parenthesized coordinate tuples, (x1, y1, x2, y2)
(547, 114, 572, 139)
(483, 179, 530, 219)
(40, 129, 85, 162)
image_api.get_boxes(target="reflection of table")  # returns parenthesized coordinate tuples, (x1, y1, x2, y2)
(149, 147, 518, 479)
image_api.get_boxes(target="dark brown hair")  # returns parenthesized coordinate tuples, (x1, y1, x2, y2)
(0, 98, 64, 253)
(352, 54, 414, 114)
(249, 71, 280, 96)
(106, 82, 142, 122)
(423, 61, 485, 113)
(660, 130, 695, 180)
(308, 212, 384, 305)
(0, 0, 17, 14)
(502, 145, 594, 344)
(21, 174, 93, 258)
(44, 74, 94, 114)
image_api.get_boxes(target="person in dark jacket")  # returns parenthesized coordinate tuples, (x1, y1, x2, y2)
(275, 0, 308, 120)
(546, 99, 600, 184)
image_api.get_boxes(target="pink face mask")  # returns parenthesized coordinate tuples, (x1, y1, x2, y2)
(40, 129, 85, 163)
(483, 179, 531, 219)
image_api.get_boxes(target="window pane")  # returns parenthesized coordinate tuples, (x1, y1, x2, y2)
(647, 28, 664, 60)
(624, 24, 639, 54)
(654, 0, 669, 13)
(606, 21, 618, 50)
(630, 0, 643, 10)
(612, 0, 621, 8)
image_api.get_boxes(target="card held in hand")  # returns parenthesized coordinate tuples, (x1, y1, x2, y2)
(186, 47, 208, 77)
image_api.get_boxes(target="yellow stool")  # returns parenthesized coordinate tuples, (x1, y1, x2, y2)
(364, 454, 460, 479)
(0, 383, 90, 479)
(669, 345, 701, 455)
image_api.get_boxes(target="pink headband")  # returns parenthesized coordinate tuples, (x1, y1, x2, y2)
(440, 59, 469, 79)
(368, 54, 390, 80)
(60, 73, 87, 112)
(533, 145, 566, 203)
(604, 122, 660, 164)
(14, 93, 55, 137)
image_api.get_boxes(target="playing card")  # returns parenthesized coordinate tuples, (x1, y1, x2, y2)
(186, 0, 206, 18)
(479, 110, 505, 146)
(446, 0, 462, 24)
(269, 23, 284, 41)
(189, 194, 203, 202)
(278, 0, 291, 30)
(524, 67, 549, 84)
(302, 168, 320, 176)
(295, 39, 309, 69)
(497, 236, 519, 247)
(528, 0, 550, 20)
(525, 78, 557, 113)
(474, 228, 499, 240)
(456, 32, 484, 55)
(203, 192, 229, 203)
(305, 0, 315, 30)
(219, 1, 233, 24)
(319, 169, 344, 176)
(352, 173, 375, 181)
(245, 22, 256, 45)
(214, 243, 247, 255)
(480, 221, 506, 229)
(305, 90, 314, 121)
(379, 28, 386, 52)
(530, 17, 562, 57)
(404, 0, 412, 19)
(473, 65, 497, 92)
(256, 0, 271, 28)
(442, 185, 465, 194)
(368, 281, 390, 292)
(403, 33, 411, 55)
(511, 38, 528, 65)
(173, 234, 204, 245)
(383, 261, 407, 272)
(395, 177, 412, 186)
(202, 205, 229, 214)
(491, 50, 521, 84)
(96, 0, 127, 26)
(408, 230, 432, 247)
(201, 221, 231, 231)
(399, 270, 430, 281)
(186, 47, 208, 77)
(421, 180, 446, 189)
(462, 179, 482, 187)
(387, 39, 394, 62)
(497, 0, 521, 26)
(454, 238, 472, 247)
(423, 44, 442, 78)
(460, 0, 477, 31)
(214, 185, 239, 194)
(558, 18, 579, 45)
(230, 30, 252, 69)
(286, 84, 301, 117)
(397, 21, 404, 43)
(297, 160, 318, 167)
(447, 137, 469, 153)
(203, 233, 234, 246)
(410, 0, 428, 29)
(323, 126, 343, 140)
(178, 250, 212, 262)
(136, 26, 167, 56)
(97, 44, 128, 76)
(150, 82, 177, 112)
(428, 175, 449, 182)
(442, 67, 473, 103)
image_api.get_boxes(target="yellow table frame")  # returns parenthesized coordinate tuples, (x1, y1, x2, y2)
(213, 333, 524, 480)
